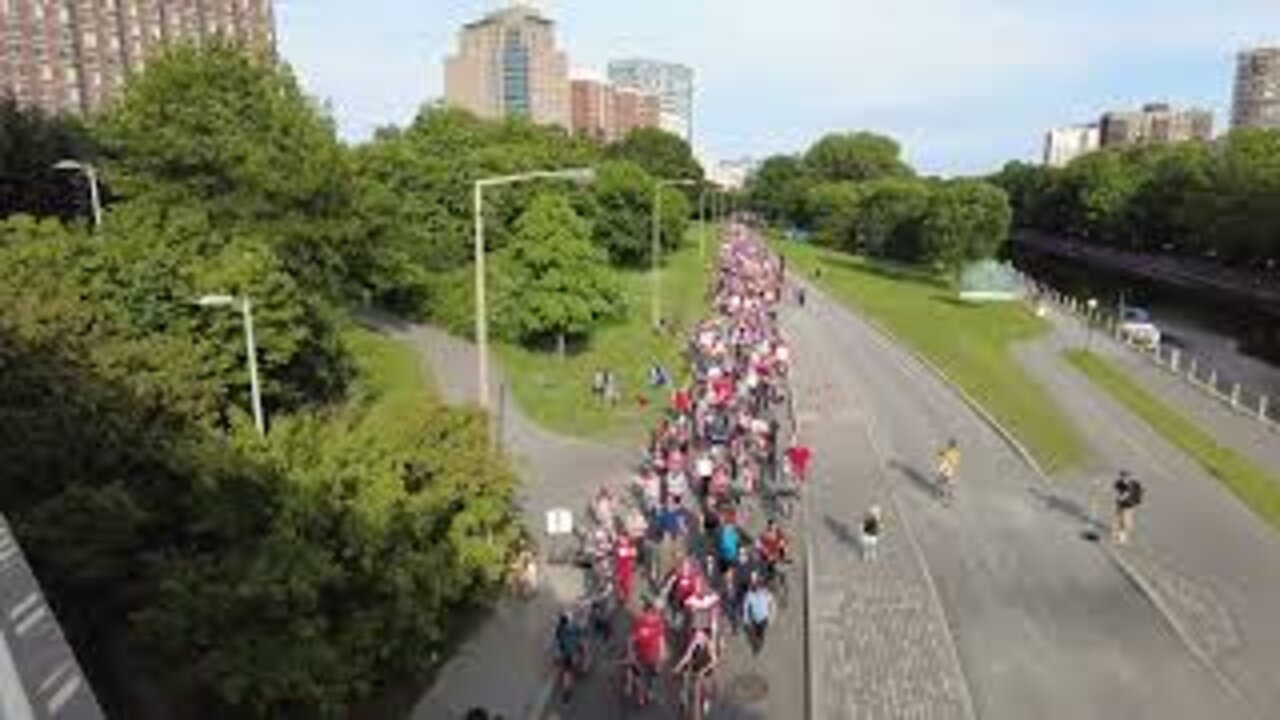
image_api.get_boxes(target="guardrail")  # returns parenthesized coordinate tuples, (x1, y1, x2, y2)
(1017, 272, 1278, 433)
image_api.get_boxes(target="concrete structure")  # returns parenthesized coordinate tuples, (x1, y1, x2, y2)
(569, 75, 659, 143)
(0, 515, 104, 720)
(1099, 103, 1213, 148)
(1231, 47, 1280, 130)
(705, 155, 758, 190)
(1043, 124, 1100, 167)
(607, 58, 694, 143)
(0, 0, 276, 116)
(444, 3, 569, 128)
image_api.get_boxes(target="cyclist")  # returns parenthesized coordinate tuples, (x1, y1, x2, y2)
(627, 598, 666, 705)
(672, 625, 719, 718)
(740, 571, 773, 655)
(757, 518, 789, 586)
(784, 438, 812, 485)
(614, 533, 637, 607)
(663, 557, 701, 625)
(937, 439, 961, 502)
(553, 610, 584, 703)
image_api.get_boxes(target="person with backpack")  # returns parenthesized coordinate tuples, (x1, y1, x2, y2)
(1112, 470, 1144, 545)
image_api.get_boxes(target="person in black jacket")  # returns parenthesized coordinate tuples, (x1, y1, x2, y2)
(1112, 471, 1144, 545)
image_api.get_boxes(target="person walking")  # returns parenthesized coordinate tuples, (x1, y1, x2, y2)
(740, 571, 773, 655)
(860, 505, 883, 562)
(1112, 471, 1144, 545)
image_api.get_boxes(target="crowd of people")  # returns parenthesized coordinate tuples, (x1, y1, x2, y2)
(551, 223, 812, 715)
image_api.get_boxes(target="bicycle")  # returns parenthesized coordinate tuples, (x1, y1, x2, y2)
(616, 656, 659, 711)
(764, 556, 791, 611)
(680, 666, 717, 720)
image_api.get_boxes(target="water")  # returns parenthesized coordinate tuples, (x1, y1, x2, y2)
(1012, 249, 1280, 408)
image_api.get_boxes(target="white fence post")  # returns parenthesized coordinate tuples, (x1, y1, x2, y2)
(1170, 349, 1181, 372)
(1208, 369, 1219, 394)
(1189, 357, 1199, 383)
(1231, 383, 1242, 408)
(1262, 396, 1271, 422)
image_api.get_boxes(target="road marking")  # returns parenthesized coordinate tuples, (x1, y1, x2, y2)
(9, 594, 38, 622)
(15, 606, 45, 637)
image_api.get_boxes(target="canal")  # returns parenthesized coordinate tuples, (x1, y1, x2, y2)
(1012, 248, 1280, 408)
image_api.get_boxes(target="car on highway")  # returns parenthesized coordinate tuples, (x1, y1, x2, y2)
(1118, 306, 1162, 348)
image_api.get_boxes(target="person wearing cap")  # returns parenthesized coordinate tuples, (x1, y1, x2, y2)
(861, 505, 883, 562)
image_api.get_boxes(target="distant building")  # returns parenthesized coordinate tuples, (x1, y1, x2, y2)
(706, 156, 759, 190)
(607, 59, 694, 143)
(569, 75, 659, 143)
(1099, 103, 1213, 148)
(1232, 47, 1280, 130)
(1043, 124, 1100, 167)
(0, 0, 276, 116)
(444, 3, 569, 128)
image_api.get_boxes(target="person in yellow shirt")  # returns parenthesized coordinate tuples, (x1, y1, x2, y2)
(936, 439, 961, 504)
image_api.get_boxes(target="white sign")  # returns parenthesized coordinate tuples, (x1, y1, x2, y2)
(546, 508, 574, 536)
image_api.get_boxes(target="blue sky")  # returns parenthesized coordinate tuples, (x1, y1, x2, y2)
(276, 0, 1280, 175)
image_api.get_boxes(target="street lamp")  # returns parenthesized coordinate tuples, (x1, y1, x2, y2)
(53, 159, 102, 229)
(196, 294, 265, 437)
(473, 168, 596, 410)
(1085, 297, 1099, 352)
(652, 178, 698, 329)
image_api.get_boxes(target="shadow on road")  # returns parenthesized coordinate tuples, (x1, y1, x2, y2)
(1026, 486, 1108, 542)
(887, 458, 939, 500)
(823, 514, 859, 551)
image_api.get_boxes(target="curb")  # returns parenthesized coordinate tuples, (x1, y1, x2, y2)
(526, 674, 556, 720)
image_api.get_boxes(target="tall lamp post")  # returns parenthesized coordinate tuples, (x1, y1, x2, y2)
(196, 294, 265, 437)
(53, 159, 102, 229)
(474, 168, 595, 410)
(652, 178, 698, 329)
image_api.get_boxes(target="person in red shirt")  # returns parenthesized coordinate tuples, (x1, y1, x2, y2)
(615, 534, 637, 606)
(785, 439, 812, 484)
(673, 386, 693, 417)
(628, 599, 667, 704)
(663, 556, 700, 622)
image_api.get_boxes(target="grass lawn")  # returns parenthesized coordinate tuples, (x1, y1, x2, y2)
(776, 239, 1086, 473)
(499, 228, 716, 444)
(344, 324, 438, 426)
(1066, 350, 1280, 531)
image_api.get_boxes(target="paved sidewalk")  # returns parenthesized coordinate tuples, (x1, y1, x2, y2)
(363, 318, 632, 720)
(1015, 309, 1280, 716)
(787, 277, 1249, 719)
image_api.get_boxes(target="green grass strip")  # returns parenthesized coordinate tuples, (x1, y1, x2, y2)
(1066, 349, 1280, 530)
(775, 238, 1086, 473)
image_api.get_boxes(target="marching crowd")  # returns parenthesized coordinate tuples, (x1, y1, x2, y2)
(549, 223, 811, 715)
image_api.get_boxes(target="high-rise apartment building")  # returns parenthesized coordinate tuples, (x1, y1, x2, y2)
(570, 75, 659, 143)
(1099, 103, 1213, 148)
(1043, 124, 1100, 167)
(444, 3, 569, 128)
(607, 58, 694, 143)
(0, 0, 276, 116)
(1232, 47, 1280, 130)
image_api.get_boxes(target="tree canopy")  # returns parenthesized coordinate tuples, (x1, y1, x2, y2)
(803, 131, 912, 184)
(607, 127, 703, 184)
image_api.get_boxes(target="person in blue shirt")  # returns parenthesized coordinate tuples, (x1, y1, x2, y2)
(716, 517, 740, 575)
(741, 571, 773, 655)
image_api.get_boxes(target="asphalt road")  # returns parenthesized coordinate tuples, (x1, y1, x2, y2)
(783, 277, 1254, 720)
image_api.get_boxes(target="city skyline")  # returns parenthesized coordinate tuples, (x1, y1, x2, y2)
(284, 2, 1278, 174)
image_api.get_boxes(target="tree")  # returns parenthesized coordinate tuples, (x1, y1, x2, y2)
(921, 180, 1012, 273)
(803, 132, 912, 184)
(0, 96, 95, 222)
(491, 194, 625, 354)
(806, 181, 864, 249)
(746, 155, 813, 228)
(659, 185, 692, 254)
(95, 41, 357, 295)
(1060, 150, 1143, 245)
(852, 177, 932, 261)
(587, 160, 654, 266)
(607, 127, 703, 185)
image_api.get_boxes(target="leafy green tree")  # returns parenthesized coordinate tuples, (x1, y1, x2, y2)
(921, 180, 1012, 273)
(95, 41, 357, 295)
(607, 127, 703, 185)
(804, 131, 913, 184)
(491, 194, 625, 353)
(746, 155, 814, 228)
(806, 181, 864, 249)
(1125, 143, 1213, 255)
(659, 184, 692, 254)
(587, 160, 654, 266)
(1060, 150, 1143, 244)
(0, 96, 95, 221)
(853, 177, 932, 261)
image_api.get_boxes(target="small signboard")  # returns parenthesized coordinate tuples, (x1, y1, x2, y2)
(545, 508, 574, 537)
